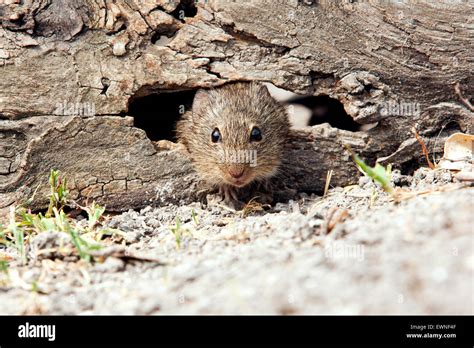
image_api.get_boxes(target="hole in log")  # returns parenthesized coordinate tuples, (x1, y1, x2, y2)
(440, 120, 462, 136)
(400, 158, 419, 176)
(425, 120, 463, 164)
(171, 0, 197, 22)
(129, 84, 364, 143)
(289, 95, 361, 131)
(400, 120, 463, 175)
(129, 90, 196, 141)
(150, 32, 160, 44)
(151, 26, 179, 44)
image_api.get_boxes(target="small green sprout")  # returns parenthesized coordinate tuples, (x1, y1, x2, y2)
(7, 207, 27, 265)
(370, 188, 379, 208)
(46, 169, 69, 218)
(85, 202, 106, 230)
(170, 217, 183, 249)
(31, 280, 39, 293)
(191, 209, 199, 226)
(0, 170, 120, 264)
(348, 149, 394, 195)
(0, 259, 8, 273)
(0, 259, 9, 286)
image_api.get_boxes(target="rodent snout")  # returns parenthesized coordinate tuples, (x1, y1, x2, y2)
(224, 165, 250, 187)
(228, 167, 245, 179)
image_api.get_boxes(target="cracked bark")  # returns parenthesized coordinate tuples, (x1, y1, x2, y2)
(0, 0, 472, 214)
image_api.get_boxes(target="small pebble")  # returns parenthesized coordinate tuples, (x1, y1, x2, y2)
(113, 42, 126, 56)
(125, 231, 141, 244)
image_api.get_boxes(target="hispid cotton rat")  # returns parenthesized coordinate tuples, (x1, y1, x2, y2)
(176, 82, 290, 209)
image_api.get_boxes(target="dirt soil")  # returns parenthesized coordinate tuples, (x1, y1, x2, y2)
(0, 167, 472, 314)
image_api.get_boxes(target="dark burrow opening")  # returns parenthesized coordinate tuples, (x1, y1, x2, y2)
(129, 90, 196, 142)
(402, 120, 464, 176)
(438, 120, 463, 136)
(288, 95, 361, 131)
(130, 89, 365, 141)
(400, 158, 420, 177)
(399, 120, 463, 176)
(171, 0, 198, 22)
(151, 27, 178, 44)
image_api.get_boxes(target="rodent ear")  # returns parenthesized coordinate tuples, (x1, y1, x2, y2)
(191, 89, 211, 117)
(252, 82, 273, 99)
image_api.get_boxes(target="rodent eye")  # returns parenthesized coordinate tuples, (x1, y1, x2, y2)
(211, 128, 221, 143)
(250, 126, 262, 142)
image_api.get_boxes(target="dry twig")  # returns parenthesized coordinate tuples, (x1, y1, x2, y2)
(412, 127, 436, 169)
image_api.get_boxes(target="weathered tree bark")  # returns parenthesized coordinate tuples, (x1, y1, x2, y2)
(0, 0, 472, 214)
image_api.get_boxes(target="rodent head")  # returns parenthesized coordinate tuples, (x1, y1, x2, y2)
(177, 82, 290, 188)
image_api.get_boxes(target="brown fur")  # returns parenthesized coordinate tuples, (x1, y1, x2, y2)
(176, 82, 289, 208)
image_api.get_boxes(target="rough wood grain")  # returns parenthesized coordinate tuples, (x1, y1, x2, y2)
(0, 0, 472, 214)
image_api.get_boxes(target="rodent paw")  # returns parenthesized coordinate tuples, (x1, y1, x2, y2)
(205, 192, 245, 211)
(223, 197, 246, 211)
(218, 185, 246, 211)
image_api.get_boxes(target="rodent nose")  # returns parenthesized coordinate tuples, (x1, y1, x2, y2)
(229, 168, 245, 179)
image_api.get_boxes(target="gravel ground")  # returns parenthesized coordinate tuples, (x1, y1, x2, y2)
(0, 168, 473, 314)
